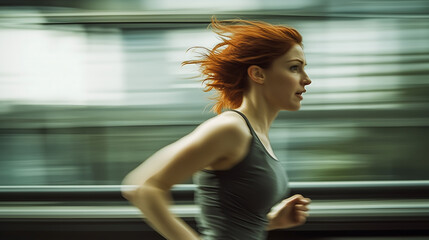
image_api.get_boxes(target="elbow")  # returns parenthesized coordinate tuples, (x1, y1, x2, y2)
(121, 185, 137, 202)
(121, 187, 136, 202)
(122, 184, 168, 214)
(121, 178, 166, 205)
(121, 182, 148, 204)
(120, 173, 140, 202)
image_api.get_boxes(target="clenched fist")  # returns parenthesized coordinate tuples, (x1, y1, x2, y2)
(266, 194, 311, 230)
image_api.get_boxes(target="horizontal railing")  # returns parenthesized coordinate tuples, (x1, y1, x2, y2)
(1, 181, 429, 232)
(1, 180, 429, 201)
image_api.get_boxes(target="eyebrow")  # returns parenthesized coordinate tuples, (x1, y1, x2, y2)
(286, 59, 307, 65)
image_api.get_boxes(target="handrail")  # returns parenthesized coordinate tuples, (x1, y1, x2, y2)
(1, 180, 429, 201)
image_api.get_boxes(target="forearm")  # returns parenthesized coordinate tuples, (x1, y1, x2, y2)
(265, 212, 279, 231)
(130, 184, 200, 240)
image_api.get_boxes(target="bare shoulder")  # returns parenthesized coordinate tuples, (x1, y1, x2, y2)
(121, 110, 253, 191)
(200, 111, 249, 133)
(190, 111, 252, 170)
(192, 111, 250, 144)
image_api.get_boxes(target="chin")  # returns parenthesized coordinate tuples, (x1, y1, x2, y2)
(283, 104, 301, 111)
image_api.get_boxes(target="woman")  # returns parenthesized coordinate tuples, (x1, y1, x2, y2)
(121, 17, 312, 240)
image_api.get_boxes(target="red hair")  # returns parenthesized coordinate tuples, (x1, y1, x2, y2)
(182, 17, 303, 114)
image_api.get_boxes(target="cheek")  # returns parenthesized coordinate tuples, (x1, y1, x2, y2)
(269, 71, 294, 92)
(264, 74, 294, 104)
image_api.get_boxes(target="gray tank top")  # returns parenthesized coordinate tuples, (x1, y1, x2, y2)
(194, 110, 289, 240)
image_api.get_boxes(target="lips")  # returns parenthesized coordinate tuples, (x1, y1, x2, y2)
(295, 90, 306, 100)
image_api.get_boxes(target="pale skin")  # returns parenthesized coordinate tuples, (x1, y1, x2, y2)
(121, 44, 312, 239)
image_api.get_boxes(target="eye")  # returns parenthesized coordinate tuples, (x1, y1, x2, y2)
(290, 65, 299, 71)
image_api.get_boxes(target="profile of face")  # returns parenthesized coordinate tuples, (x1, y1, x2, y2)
(254, 44, 312, 111)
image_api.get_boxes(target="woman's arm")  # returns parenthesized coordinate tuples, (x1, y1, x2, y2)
(266, 194, 311, 231)
(121, 113, 251, 240)
(126, 181, 199, 240)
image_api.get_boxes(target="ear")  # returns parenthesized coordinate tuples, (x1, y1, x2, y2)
(247, 65, 265, 84)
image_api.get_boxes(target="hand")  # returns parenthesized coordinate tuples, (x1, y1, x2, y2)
(266, 194, 311, 230)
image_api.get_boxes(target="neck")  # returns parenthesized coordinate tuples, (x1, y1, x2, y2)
(235, 90, 279, 136)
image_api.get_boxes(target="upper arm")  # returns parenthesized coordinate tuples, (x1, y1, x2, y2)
(122, 113, 251, 191)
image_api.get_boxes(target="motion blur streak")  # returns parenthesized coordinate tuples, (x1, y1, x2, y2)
(0, 0, 428, 186)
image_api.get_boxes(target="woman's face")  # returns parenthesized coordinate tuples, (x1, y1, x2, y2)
(262, 44, 311, 111)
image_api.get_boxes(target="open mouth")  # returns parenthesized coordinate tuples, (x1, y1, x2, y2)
(295, 90, 305, 100)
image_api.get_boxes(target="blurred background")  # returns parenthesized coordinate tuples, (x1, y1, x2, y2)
(1, 1, 429, 239)
(1, 0, 428, 186)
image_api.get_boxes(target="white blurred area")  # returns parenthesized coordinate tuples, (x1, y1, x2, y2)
(0, 0, 428, 185)
(0, 13, 428, 109)
(0, 23, 218, 108)
(0, 26, 125, 106)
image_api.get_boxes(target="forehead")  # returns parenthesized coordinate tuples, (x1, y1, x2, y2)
(278, 44, 306, 63)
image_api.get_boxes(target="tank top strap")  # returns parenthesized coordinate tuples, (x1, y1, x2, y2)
(229, 109, 257, 136)
(229, 109, 279, 161)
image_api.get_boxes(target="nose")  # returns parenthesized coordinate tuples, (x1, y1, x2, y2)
(303, 72, 311, 85)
